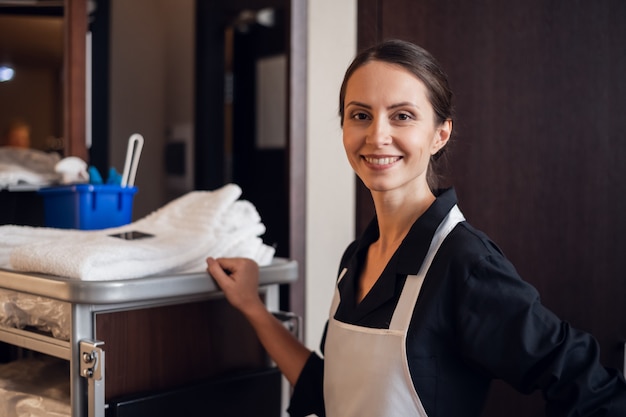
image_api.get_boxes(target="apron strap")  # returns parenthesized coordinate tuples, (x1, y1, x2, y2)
(329, 268, 348, 317)
(390, 205, 465, 331)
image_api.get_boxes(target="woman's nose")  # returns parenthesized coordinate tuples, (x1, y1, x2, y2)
(365, 118, 392, 146)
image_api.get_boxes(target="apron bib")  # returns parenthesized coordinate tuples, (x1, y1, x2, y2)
(324, 205, 464, 417)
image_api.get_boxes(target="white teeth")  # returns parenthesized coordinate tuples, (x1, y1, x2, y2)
(364, 156, 399, 165)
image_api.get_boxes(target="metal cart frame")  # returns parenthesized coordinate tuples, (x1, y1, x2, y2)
(0, 258, 297, 417)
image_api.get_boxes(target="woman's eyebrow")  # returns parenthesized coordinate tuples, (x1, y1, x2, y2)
(345, 100, 371, 109)
(388, 101, 419, 110)
(345, 100, 419, 110)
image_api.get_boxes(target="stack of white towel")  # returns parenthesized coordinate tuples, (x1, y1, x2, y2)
(0, 183, 275, 280)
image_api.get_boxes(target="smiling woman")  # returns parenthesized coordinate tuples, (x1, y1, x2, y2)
(207, 39, 626, 417)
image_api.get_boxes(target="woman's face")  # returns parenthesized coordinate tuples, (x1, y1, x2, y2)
(342, 61, 451, 195)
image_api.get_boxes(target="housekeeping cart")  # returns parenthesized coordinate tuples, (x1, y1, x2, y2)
(0, 258, 298, 417)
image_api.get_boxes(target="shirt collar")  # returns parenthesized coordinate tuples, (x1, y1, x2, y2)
(352, 188, 458, 271)
(396, 187, 459, 274)
(338, 188, 459, 314)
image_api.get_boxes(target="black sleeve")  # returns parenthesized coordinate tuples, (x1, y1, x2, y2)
(287, 352, 326, 417)
(456, 253, 626, 416)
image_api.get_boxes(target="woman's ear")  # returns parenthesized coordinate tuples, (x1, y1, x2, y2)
(432, 119, 452, 155)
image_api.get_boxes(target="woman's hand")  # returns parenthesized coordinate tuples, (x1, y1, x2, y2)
(206, 257, 266, 317)
(207, 256, 311, 385)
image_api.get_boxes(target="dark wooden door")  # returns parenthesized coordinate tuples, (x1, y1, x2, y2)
(357, 0, 626, 415)
(195, 0, 307, 317)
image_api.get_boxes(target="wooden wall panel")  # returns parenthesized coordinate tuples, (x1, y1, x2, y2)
(357, 0, 626, 415)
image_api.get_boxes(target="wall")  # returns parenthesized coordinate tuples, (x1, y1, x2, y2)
(109, 0, 195, 218)
(0, 65, 61, 150)
(0, 15, 63, 151)
(304, 0, 357, 350)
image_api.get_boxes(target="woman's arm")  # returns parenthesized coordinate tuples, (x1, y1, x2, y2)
(206, 257, 311, 386)
(456, 253, 626, 416)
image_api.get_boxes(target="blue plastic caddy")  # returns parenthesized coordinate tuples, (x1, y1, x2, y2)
(38, 184, 137, 230)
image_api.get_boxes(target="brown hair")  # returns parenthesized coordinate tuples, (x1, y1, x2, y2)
(338, 39, 454, 189)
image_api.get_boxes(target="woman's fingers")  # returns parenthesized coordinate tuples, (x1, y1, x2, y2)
(206, 257, 261, 311)
(206, 257, 233, 287)
(207, 257, 257, 282)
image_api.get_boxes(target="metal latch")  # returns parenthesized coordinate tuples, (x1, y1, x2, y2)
(80, 339, 105, 417)
(80, 340, 103, 380)
(272, 311, 302, 340)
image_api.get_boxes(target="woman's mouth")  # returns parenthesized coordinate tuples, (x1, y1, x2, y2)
(363, 156, 401, 165)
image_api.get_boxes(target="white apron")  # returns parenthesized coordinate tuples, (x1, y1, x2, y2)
(324, 206, 465, 417)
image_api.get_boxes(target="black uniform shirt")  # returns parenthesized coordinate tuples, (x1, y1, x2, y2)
(288, 188, 626, 417)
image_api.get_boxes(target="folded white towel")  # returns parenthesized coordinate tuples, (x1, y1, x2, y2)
(0, 184, 275, 280)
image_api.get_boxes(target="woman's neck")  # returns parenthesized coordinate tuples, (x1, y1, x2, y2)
(372, 186, 436, 252)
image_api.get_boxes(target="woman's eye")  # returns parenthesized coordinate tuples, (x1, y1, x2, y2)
(351, 112, 369, 120)
(396, 112, 413, 121)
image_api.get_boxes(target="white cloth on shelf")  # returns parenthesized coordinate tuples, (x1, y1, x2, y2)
(0, 288, 70, 340)
(0, 148, 61, 188)
(0, 183, 275, 280)
(0, 356, 70, 417)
